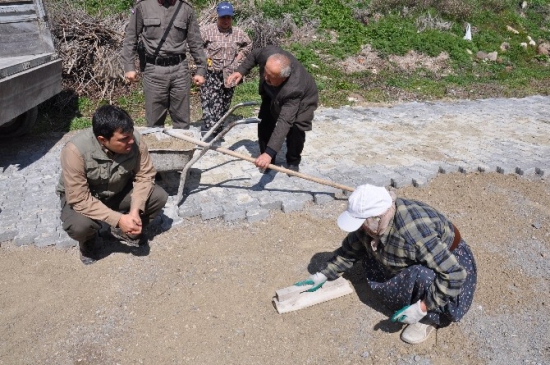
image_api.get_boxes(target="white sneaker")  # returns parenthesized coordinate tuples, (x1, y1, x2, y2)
(400, 323, 436, 344)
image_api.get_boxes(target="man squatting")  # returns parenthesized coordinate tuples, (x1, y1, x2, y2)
(57, 105, 168, 265)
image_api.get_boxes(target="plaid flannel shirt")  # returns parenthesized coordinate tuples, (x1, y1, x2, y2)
(320, 198, 467, 311)
(200, 23, 252, 73)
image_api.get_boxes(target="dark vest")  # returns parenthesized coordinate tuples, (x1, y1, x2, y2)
(56, 129, 141, 201)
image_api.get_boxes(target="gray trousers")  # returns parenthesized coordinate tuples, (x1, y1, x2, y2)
(143, 61, 191, 129)
(60, 184, 168, 254)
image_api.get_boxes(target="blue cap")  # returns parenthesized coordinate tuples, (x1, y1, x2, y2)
(217, 2, 234, 17)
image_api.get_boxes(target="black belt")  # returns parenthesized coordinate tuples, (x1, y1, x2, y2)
(145, 54, 186, 66)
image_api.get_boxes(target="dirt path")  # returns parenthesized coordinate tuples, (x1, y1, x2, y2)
(1, 172, 549, 365)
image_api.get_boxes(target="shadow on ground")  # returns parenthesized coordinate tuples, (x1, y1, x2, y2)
(0, 89, 80, 171)
(307, 251, 403, 334)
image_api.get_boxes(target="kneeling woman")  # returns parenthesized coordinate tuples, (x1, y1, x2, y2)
(295, 184, 477, 344)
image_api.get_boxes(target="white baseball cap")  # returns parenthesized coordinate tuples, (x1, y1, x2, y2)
(337, 184, 392, 232)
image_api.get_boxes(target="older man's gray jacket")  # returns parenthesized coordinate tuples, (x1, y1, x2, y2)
(236, 46, 318, 153)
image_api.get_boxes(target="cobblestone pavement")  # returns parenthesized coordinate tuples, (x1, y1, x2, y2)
(1, 96, 549, 248)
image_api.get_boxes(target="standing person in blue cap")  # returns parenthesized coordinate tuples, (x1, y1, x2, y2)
(293, 184, 477, 344)
(199, 2, 252, 141)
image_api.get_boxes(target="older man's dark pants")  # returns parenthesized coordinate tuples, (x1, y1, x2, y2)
(60, 185, 168, 255)
(362, 240, 477, 327)
(258, 99, 306, 166)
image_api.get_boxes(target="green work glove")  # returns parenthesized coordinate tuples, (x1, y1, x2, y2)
(294, 272, 328, 292)
(391, 300, 427, 324)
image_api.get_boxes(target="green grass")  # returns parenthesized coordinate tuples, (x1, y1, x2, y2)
(257, 0, 314, 26)
(70, 0, 133, 15)
(32, 0, 550, 134)
(231, 79, 261, 105)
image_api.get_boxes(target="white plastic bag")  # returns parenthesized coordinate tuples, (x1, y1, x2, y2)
(464, 23, 472, 41)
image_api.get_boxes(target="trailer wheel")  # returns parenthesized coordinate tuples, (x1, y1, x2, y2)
(0, 107, 38, 139)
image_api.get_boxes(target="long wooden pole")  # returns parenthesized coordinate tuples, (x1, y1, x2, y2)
(164, 130, 355, 193)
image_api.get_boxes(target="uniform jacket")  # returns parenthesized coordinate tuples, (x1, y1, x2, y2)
(56, 129, 156, 227)
(121, 0, 206, 76)
(236, 46, 319, 153)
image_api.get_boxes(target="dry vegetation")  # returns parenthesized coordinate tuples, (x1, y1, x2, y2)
(49, 2, 130, 101)
(47, 1, 286, 102)
(41, 0, 550, 117)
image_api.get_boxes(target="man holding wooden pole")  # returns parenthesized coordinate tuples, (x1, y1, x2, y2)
(227, 45, 318, 175)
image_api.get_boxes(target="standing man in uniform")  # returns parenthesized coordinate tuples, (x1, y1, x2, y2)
(57, 105, 168, 265)
(199, 1, 252, 140)
(122, 0, 207, 129)
(227, 45, 318, 173)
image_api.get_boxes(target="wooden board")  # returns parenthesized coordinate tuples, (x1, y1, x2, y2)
(272, 277, 354, 314)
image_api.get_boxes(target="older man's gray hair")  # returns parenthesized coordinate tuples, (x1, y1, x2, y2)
(267, 53, 292, 78)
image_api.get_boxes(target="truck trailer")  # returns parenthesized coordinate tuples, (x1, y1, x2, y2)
(0, 0, 62, 138)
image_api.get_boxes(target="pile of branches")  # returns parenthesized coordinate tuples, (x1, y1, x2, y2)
(48, 2, 131, 101)
(238, 14, 284, 49)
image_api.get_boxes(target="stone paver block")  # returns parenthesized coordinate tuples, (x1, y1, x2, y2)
(235, 193, 259, 207)
(477, 164, 492, 173)
(520, 167, 542, 177)
(515, 167, 526, 176)
(162, 204, 180, 220)
(56, 237, 77, 249)
(438, 163, 459, 174)
(313, 192, 334, 205)
(282, 199, 306, 213)
(201, 203, 224, 220)
(0, 229, 18, 242)
(391, 175, 412, 189)
(283, 193, 313, 209)
(178, 203, 201, 218)
(35, 233, 60, 248)
(496, 163, 518, 175)
(14, 234, 36, 246)
(398, 168, 429, 187)
(414, 164, 440, 180)
(457, 164, 478, 174)
(363, 173, 391, 187)
(412, 175, 429, 187)
(246, 208, 270, 223)
(15, 221, 38, 230)
(39, 224, 60, 235)
(258, 194, 283, 211)
(223, 208, 246, 222)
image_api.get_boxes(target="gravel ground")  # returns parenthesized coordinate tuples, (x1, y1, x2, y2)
(1, 96, 549, 364)
(1, 172, 549, 365)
